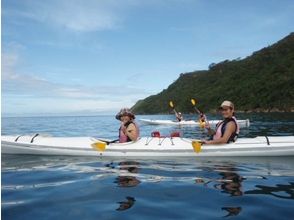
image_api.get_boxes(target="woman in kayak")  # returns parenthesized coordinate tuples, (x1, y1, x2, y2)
(116, 108, 139, 143)
(203, 101, 239, 144)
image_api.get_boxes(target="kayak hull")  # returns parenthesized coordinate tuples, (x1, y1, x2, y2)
(2, 135, 294, 157)
(139, 119, 250, 127)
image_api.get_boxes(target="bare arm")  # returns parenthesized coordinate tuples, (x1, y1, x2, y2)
(204, 122, 236, 145)
(125, 123, 138, 141)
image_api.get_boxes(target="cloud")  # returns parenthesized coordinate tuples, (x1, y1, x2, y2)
(48, 0, 122, 32)
(2, 50, 150, 115)
(2, 62, 148, 100)
(3, 0, 138, 32)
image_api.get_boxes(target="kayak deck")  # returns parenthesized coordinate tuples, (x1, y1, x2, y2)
(2, 135, 294, 157)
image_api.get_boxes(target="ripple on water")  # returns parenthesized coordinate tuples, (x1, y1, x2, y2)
(2, 156, 294, 220)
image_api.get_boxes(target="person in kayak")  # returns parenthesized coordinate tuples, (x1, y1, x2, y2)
(198, 111, 207, 128)
(116, 108, 139, 143)
(176, 112, 183, 122)
(203, 101, 239, 144)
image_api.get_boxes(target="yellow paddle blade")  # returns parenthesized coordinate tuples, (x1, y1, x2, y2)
(91, 142, 107, 151)
(169, 101, 174, 108)
(191, 98, 197, 106)
(192, 141, 202, 153)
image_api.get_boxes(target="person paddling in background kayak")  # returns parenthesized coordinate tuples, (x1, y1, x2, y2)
(198, 111, 208, 128)
(176, 112, 183, 122)
(203, 101, 239, 144)
(116, 108, 139, 143)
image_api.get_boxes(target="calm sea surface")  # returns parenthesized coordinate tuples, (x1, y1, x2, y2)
(2, 113, 294, 219)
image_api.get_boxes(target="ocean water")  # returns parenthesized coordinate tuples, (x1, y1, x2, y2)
(2, 113, 294, 219)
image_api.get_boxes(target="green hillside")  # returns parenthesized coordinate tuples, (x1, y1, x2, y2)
(132, 33, 294, 114)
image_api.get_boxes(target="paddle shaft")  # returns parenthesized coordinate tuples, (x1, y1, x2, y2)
(96, 139, 119, 145)
(193, 106, 201, 115)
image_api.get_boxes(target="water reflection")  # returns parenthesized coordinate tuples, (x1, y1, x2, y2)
(114, 161, 141, 211)
(215, 165, 244, 197)
(222, 207, 242, 217)
(114, 161, 141, 187)
(245, 183, 294, 199)
(118, 161, 140, 173)
(195, 163, 244, 217)
(116, 196, 136, 211)
(195, 164, 244, 197)
(114, 176, 141, 187)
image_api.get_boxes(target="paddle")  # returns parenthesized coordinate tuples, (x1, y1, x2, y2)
(191, 98, 208, 129)
(169, 100, 178, 116)
(190, 98, 201, 114)
(91, 142, 107, 151)
(192, 140, 202, 153)
(169, 101, 182, 122)
(95, 138, 119, 144)
(169, 100, 175, 109)
(91, 139, 119, 152)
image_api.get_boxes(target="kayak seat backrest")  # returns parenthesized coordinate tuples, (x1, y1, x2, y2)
(151, 131, 181, 138)
(170, 131, 181, 137)
(151, 131, 161, 137)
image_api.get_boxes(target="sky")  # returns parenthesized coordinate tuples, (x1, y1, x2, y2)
(2, 0, 294, 116)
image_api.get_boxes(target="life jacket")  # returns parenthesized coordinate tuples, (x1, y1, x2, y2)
(176, 115, 182, 122)
(213, 117, 239, 143)
(119, 121, 139, 143)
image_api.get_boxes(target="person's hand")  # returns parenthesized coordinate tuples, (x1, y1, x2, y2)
(202, 140, 211, 144)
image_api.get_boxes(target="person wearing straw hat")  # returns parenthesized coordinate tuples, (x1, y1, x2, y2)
(116, 108, 140, 143)
(203, 101, 240, 144)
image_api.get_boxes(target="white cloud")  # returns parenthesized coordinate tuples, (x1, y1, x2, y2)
(48, 0, 122, 32)
(2, 50, 149, 116)
(4, 0, 182, 32)
(3, 0, 138, 32)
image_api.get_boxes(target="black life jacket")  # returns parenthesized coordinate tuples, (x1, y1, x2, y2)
(119, 121, 135, 142)
(215, 118, 239, 143)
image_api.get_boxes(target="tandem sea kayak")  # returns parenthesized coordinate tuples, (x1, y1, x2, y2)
(139, 119, 250, 128)
(2, 134, 294, 157)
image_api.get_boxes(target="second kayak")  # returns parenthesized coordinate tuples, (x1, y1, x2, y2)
(139, 119, 250, 128)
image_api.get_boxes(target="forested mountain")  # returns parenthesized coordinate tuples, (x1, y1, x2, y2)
(132, 33, 294, 114)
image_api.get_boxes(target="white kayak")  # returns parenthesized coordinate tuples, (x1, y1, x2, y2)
(2, 134, 294, 157)
(139, 119, 250, 128)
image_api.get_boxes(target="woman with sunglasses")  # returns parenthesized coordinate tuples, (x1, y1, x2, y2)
(203, 101, 239, 144)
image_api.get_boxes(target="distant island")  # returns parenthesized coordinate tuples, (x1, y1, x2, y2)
(132, 33, 294, 114)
